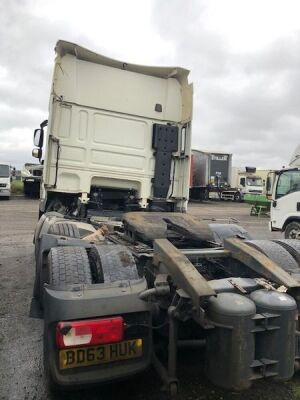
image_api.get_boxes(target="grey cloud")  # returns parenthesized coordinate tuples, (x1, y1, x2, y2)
(0, 0, 93, 168)
(1, 0, 299, 172)
(0, 105, 43, 132)
(152, 0, 300, 169)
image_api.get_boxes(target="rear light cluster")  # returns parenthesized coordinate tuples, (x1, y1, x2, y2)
(56, 317, 124, 349)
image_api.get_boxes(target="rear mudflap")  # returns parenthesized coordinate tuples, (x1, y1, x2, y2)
(44, 279, 152, 387)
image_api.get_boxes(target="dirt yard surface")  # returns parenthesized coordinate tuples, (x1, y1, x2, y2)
(1, 197, 300, 400)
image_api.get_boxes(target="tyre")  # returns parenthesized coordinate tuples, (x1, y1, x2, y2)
(284, 221, 300, 240)
(89, 245, 138, 283)
(234, 192, 242, 202)
(48, 246, 92, 286)
(46, 198, 66, 214)
(37, 246, 92, 307)
(246, 240, 299, 274)
(33, 213, 70, 298)
(43, 247, 92, 390)
(48, 222, 80, 238)
(273, 239, 300, 264)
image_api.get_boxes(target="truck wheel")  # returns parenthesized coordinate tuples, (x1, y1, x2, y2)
(48, 222, 80, 238)
(284, 221, 300, 240)
(38, 246, 92, 305)
(234, 192, 242, 202)
(273, 239, 300, 264)
(48, 246, 92, 286)
(89, 245, 139, 283)
(43, 247, 92, 391)
(246, 240, 299, 274)
(46, 199, 66, 214)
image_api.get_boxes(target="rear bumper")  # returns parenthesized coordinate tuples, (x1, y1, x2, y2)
(0, 189, 10, 197)
(44, 279, 152, 387)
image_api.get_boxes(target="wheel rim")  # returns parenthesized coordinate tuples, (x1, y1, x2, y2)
(288, 227, 300, 239)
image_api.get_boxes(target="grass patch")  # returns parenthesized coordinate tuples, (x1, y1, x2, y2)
(294, 385, 300, 400)
(11, 180, 24, 194)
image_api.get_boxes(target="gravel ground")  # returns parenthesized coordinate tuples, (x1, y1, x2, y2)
(1, 197, 300, 400)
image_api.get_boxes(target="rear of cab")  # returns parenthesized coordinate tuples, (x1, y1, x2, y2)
(41, 40, 193, 213)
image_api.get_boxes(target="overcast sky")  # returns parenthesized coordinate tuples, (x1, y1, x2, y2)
(0, 0, 300, 169)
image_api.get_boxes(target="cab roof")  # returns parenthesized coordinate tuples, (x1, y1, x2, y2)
(55, 40, 190, 83)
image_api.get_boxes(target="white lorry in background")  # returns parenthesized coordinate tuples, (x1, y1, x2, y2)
(221, 166, 264, 201)
(0, 163, 11, 199)
(270, 145, 300, 239)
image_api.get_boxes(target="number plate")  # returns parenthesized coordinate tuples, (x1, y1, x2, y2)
(59, 339, 143, 370)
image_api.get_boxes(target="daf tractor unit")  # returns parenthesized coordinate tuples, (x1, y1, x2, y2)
(32, 41, 300, 398)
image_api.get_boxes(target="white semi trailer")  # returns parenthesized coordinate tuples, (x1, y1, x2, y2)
(270, 145, 300, 238)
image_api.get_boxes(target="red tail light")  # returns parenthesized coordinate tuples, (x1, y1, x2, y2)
(56, 317, 124, 349)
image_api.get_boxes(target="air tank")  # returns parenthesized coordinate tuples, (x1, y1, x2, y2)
(250, 289, 297, 380)
(206, 292, 256, 390)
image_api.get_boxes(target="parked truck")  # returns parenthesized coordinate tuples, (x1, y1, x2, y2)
(32, 41, 300, 398)
(269, 145, 300, 238)
(255, 169, 273, 195)
(0, 162, 11, 199)
(221, 166, 264, 201)
(21, 163, 43, 198)
(189, 150, 232, 200)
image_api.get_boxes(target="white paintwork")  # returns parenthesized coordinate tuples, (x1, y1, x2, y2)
(271, 187, 300, 230)
(0, 162, 11, 198)
(270, 145, 300, 232)
(42, 41, 193, 210)
(270, 168, 300, 232)
(221, 167, 263, 200)
(230, 168, 263, 194)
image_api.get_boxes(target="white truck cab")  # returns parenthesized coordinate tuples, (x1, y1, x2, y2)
(0, 163, 11, 199)
(32, 41, 193, 217)
(237, 174, 263, 197)
(270, 146, 300, 238)
(221, 167, 263, 201)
